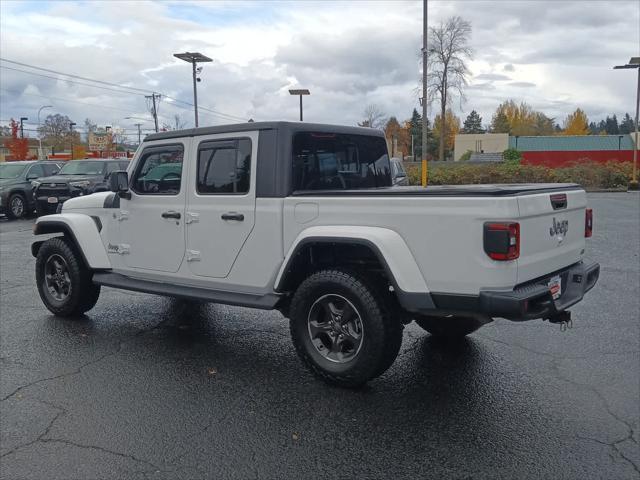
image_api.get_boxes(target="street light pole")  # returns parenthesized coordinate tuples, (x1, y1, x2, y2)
(37, 105, 52, 160)
(173, 52, 213, 128)
(105, 126, 111, 159)
(69, 122, 76, 160)
(288, 89, 310, 121)
(614, 57, 640, 190)
(19, 117, 28, 139)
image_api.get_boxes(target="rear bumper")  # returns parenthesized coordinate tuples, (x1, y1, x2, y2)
(478, 261, 600, 321)
(402, 261, 600, 321)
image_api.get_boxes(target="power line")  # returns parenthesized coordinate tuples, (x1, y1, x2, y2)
(1, 58, 249, 123)
(0, 58, 152, 95)
(0, 65, 146, 97)
(0, 88, 143, 115)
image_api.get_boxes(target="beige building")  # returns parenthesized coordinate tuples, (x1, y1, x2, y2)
(454, 133, 509, 161)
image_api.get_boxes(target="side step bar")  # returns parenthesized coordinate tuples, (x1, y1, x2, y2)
(92, 272, 281, 310)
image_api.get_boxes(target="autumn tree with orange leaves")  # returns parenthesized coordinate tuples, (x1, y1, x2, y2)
(3, 119, 29, 160)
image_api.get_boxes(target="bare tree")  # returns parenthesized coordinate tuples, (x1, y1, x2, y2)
(173, 114, 187, 130)
(161, 114, 188, 132)
(426, 16, 472, 161)
(38, 113, 77, 150)
(358, 104, 387, 129)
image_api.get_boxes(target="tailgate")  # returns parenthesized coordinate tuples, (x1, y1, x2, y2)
(517, 189, 587, 284)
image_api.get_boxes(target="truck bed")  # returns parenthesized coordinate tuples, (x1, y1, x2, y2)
(291, 183, 582, 197)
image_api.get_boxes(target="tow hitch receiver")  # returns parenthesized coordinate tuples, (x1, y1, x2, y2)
(547, 310, 572, 331)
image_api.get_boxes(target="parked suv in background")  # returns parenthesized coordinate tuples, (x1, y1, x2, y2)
(0, 161, 61, 219)
(33, 158, 130, 215)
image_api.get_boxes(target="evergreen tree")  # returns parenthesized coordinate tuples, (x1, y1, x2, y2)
(462, 110, 484, 133)
(619, 113, 636, 134)
(604, 114, 619, 135)
(409, 108, 423, 158)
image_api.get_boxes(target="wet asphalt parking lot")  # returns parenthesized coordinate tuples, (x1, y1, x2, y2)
(0, 192, 638, 480)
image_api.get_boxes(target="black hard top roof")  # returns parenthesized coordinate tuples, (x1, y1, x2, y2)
(144, 121, 385, 142)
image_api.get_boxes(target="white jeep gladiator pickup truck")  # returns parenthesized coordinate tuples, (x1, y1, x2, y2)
(32, 122, 599, 386)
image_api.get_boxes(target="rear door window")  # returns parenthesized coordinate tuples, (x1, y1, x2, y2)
(292, 133, 391, 191)
(196, 138, 252, 194)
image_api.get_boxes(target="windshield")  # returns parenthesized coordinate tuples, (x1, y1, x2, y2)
(59, 161, 105, 176)
(0, 163, 27, 179)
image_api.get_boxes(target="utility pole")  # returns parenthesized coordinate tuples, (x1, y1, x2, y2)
(145, 93, 161, 133)
(421, 0, 428, 187)
(134, 123, 142, 145)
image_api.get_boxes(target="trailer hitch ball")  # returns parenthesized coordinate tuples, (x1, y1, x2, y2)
(547, 311, 572, 331)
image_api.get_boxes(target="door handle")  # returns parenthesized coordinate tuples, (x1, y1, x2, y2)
(161, 211, 181, 219)
(221, 212, 244, 221)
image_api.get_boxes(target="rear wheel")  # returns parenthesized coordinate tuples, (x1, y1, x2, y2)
(289, 269, 403, 387)
(7, 193, 26, 219)
(35, 237, 101, 316)
(414, 315, 484, 338)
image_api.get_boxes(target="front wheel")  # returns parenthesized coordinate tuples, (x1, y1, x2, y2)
(414, 315, 485, 338)
(7, 193, 26, 219)
(289, 269, 403, 388)
(35, 237, 101, 316)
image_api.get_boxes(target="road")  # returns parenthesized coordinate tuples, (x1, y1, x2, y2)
(1, 192, 638, 480)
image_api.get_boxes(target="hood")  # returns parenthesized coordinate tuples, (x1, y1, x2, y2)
(63, 191, 113, 210)
(36, 174, 104, 184)
(0, 178, 20, 187)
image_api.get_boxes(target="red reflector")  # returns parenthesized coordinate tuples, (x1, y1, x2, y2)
(585, 208, 593, 238)
(484, 222, 520, 261)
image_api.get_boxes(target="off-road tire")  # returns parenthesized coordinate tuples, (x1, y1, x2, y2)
(414, 315, 483, 338)
(289, 269, 404, 388)
(7, 193, 26, 219)
(35, 237, 101, 316)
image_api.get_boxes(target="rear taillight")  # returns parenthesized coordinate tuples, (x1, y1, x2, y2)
(483, 222, 520, 261)
(585, 208, 593, 238)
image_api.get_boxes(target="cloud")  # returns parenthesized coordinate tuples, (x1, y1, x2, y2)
(0, 0, 638, 140)
(508, 82, 536, 88)
(474, 73, 511, 81)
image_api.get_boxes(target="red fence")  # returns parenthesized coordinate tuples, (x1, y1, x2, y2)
(521, 150, 634, 168)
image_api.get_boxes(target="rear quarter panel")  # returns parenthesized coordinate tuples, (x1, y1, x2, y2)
(283, 196, 521, 295)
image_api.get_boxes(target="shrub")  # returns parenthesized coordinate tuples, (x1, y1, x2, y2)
(459, 149, 473, 161)
(502, 148, 522, 165)
(405, 161, 632, 190)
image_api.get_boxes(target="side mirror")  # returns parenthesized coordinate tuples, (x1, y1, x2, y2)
(109, 170, 130, 198)
(26, 174, 38, 180)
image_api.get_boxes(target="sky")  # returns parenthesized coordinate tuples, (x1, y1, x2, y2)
(0, 0, 638, 142)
